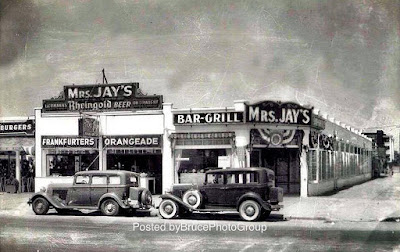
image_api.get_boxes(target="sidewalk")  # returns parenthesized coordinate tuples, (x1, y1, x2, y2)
(280, 196, 400, 222)
(1, 174, 399, 222)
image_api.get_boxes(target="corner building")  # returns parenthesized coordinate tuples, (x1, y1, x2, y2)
(164, 100, 373, 197)
(35, 83, 373, 197)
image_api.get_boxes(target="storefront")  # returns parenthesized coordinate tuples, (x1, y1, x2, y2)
(35, 83, 164, 193)
(164, 100, 373, 197)
(0, 118, 35, 193)
(103, 135, 162, 194)
(34, 82, 373, 197)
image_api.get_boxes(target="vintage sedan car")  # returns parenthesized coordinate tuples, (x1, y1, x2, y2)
(28, 170, 153, 216)
(158, 167, 283, 221)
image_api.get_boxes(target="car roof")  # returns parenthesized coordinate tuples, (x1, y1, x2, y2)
(205, 167, 273, 174)
(75, 170, 139, 176)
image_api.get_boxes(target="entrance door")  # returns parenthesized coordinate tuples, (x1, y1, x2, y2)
(201, 173, 226, 206)
(69, 175, 91, 206)
(252, 148, 300, 195)
(90, 175, 108, 206)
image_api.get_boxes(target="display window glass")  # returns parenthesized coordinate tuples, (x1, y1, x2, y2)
(47, 153, 99, 176)
(175, 148, 228, 184)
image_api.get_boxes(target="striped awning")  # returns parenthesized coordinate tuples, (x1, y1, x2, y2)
(0, 137, 34, 152)
(170, 132, 235, 139)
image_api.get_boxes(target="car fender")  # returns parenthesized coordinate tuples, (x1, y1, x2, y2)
(98, 193, 129, 209)
(28, 192, 66, 209)
(236, 192, 271, 211)
(159, 193, 194, 211)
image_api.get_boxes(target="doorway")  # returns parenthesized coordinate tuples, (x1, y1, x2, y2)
(250, 148, 300, 195)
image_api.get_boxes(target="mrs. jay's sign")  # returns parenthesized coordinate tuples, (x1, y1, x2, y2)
(43, 83, 163, 112)
(246, 101, 312, 125)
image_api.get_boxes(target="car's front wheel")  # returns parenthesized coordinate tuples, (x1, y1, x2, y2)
(101, 199, 120, 216)
(159, 199, 179, 219)
(239, 200, 261, 221)
(32, 197, 50, 215)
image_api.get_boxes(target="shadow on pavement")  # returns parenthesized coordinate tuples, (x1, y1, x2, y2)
(45, 208, 287, 222)
(178, 212, 287, 222)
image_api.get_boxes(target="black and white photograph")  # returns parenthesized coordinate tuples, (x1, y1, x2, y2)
(0, 0, 399, 251)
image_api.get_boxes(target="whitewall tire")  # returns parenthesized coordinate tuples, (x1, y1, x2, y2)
(159, 199, 179, 219)
(182, 190, 202, 209)
(239, 200, 261, 221)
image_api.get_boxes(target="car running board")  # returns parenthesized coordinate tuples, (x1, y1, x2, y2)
(193, 208, 237, 213)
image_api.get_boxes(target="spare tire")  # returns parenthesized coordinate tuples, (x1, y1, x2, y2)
(140, 189, 152, 206)
(182, 190, 203, 209)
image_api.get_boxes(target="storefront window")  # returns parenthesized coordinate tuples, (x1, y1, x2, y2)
(307, 150, 317, 181)
(177, 149, 227, 173)
(176, 149, 228, 184)
(47, 153, 99, 176)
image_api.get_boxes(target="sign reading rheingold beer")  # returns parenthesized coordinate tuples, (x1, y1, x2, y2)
(42, 136, 98, 148)
(0, 120, 35, 136)
(246, 101, 312, 125)
(174, 112, 244, 125)
(42, 83, 163, 112)
(103, 135, 162, 148)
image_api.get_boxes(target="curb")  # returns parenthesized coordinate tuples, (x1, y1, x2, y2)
(286, 216, 331, 222)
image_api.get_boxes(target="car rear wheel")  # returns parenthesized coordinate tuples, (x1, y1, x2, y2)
(239, 200, 261, 221)
(141, 189, 153, 207)
(182, 190, 202, 209)
(101, 199, 120, 216)
(159, 199, 179, 219)
(32, 197, 50, 215)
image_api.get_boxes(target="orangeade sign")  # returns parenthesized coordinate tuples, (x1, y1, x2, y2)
(246, 101, 311, 125)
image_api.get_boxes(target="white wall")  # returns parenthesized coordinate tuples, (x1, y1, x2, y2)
(104, 114, 164, 135)
(35, 109, 80, 178)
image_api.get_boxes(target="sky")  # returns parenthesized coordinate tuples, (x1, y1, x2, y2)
(0, 0, 399, 145)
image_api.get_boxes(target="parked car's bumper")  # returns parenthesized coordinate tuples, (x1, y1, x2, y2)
(270, 204, 283, 211)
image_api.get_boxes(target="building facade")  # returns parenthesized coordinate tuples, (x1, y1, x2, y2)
(164, 101, 373, 197)
(35, 83, 164, 194)
(34, 82, 373, 197)
(362, 130, 394, 176)
(0, 117, 35, 193)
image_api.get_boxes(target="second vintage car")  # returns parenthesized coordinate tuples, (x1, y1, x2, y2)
(158, 167, 283, 221)
(28, 170, 153, 216)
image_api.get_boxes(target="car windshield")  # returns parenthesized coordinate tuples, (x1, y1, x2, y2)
(128, 175, 139, 186)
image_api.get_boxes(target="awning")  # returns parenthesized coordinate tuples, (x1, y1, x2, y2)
(0, 137, 34, 152)
(170, 132, 235, 139)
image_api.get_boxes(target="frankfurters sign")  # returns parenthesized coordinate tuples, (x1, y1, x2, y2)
(246, 101, 312, 125)
(42, 136, 98, 148)
(42, 83, 163, 112)
(174, 112, 244, 125)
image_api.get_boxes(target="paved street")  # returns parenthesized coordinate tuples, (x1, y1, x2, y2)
(1, 213, 400, 252)
(1, 173, 400, 251)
